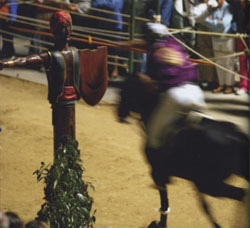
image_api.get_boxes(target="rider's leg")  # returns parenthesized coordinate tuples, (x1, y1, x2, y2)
(146, 83, 205, 150)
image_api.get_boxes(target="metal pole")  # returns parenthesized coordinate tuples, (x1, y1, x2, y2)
(128, 0, 136, 74)
(156, 0, 161, 15)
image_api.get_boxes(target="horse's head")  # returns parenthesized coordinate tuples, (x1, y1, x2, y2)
(118, 74, 158, 123)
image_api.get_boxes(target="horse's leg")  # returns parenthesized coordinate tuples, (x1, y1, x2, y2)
(148, 184, 169, 228)
(196, 192, 221, 228)
(158, 185, 169, 227)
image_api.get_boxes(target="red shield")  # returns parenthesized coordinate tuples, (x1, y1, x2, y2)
(79, 46, 108, 106)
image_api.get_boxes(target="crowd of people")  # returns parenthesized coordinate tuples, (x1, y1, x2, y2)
(128, 0, 249, 95)
(0, 0, 249, 92)
(0, 210, 48, 228)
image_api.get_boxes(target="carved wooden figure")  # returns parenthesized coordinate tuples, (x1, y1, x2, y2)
(0, 11, 108, 154)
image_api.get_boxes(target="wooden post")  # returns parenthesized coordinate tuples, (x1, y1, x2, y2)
(52, 104, 76, 155)
(156, 0, 161, 15)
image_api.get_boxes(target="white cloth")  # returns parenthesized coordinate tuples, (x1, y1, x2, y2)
(193, 3, 210, 24)
(212, 38, 235, 86)
(168, 83, 205, 106)
(146, 23, 170, 37)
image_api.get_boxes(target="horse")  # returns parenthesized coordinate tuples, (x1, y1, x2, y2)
(117, 75, 249, 228)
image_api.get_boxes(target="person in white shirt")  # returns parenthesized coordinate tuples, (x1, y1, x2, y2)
(205, 0, 235, 94)
(193, 0, 218, 90)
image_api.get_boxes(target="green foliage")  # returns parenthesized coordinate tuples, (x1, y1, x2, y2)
(34, 136, 95, 228)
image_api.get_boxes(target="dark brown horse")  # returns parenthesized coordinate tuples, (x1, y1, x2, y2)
(117, 75, 249, 228)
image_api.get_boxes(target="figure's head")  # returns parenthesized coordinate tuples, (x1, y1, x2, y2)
(50, 11, 72, 43)
(143, 22, 169, 44)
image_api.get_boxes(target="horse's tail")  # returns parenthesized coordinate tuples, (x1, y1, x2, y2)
(233, 131, 249, 181)
(200, 118, 249, 181)
(217, 120, 249, 181)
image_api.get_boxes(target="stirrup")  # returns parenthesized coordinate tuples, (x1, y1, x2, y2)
(155, 207, 171, 215)
(159, 207, 171, 215)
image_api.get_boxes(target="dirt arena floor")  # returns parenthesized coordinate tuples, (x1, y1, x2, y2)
(0, 75, 249, 228)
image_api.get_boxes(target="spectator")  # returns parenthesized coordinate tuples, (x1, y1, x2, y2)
(205, 0, 235, 94)
(146, 0, 173, 27)
(170, 0, 198, 48)
(131, 0, 174, 74)
(70, 0, 91, 49)
(28, 0, 53, 56)
(227, 0, 249, 95)
(5, 212, 23, 228)
(0, 0, 18, 59)
(70, 0, 91, 14)
(193, 0, 218, 90)
(90, 0, 125, 79)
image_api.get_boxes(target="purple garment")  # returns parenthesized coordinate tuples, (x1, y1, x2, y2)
(147, 37, 198, 90)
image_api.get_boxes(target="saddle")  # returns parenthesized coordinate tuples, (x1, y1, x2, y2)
(184, 110, 214, 126)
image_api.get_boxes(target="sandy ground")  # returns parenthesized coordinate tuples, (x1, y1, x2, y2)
(0, 75, 249, 228)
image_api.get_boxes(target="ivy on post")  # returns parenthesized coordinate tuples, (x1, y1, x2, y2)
(34, 137, 96, 228)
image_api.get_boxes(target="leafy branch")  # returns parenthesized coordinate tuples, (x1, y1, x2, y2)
(33, 136, 95, 228)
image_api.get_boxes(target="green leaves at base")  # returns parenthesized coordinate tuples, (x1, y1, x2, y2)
(34, 136, 95, 228)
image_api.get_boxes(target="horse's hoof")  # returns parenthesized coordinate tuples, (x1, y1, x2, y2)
(147, 221, 163, 228)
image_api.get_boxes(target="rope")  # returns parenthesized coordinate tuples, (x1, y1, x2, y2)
(108, 54, 143, 63)
(73, 25, 128, 41)
(167, 32, 249, 81)
(238, 33, 249, 50)
(8, 25, 149, 54)
(0, 28, 53, 46)
(2, 7, 248, 74)
(0, 15, 127, 46)
(17, 2, 250, 39)
(22, 2, 129, 26)
(0, 11, 48, 26)
(88, 6, 130, 19)
(107, 61, 127, 68)
(1, 37, 48, 50)
(208, 51, 247, 61)
(0, 34, 131, 66)
(0, 11, 130, 41)
(8, 25, 241, 68)
(73, 24, 129, 36)
(22, 1, 148, 22)
(5, 0, 26, 5)
(167, 27, 249, 39)
(2, 10, 249, 41)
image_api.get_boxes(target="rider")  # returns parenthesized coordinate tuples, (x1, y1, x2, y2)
(120, 22, 206, 165)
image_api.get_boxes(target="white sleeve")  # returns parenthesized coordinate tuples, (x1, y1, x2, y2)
(193, 3, 210, 23)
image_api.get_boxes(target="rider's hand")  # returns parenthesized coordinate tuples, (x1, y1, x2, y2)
(68, 4, 77, 11)
(138, 73, 159, 94)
